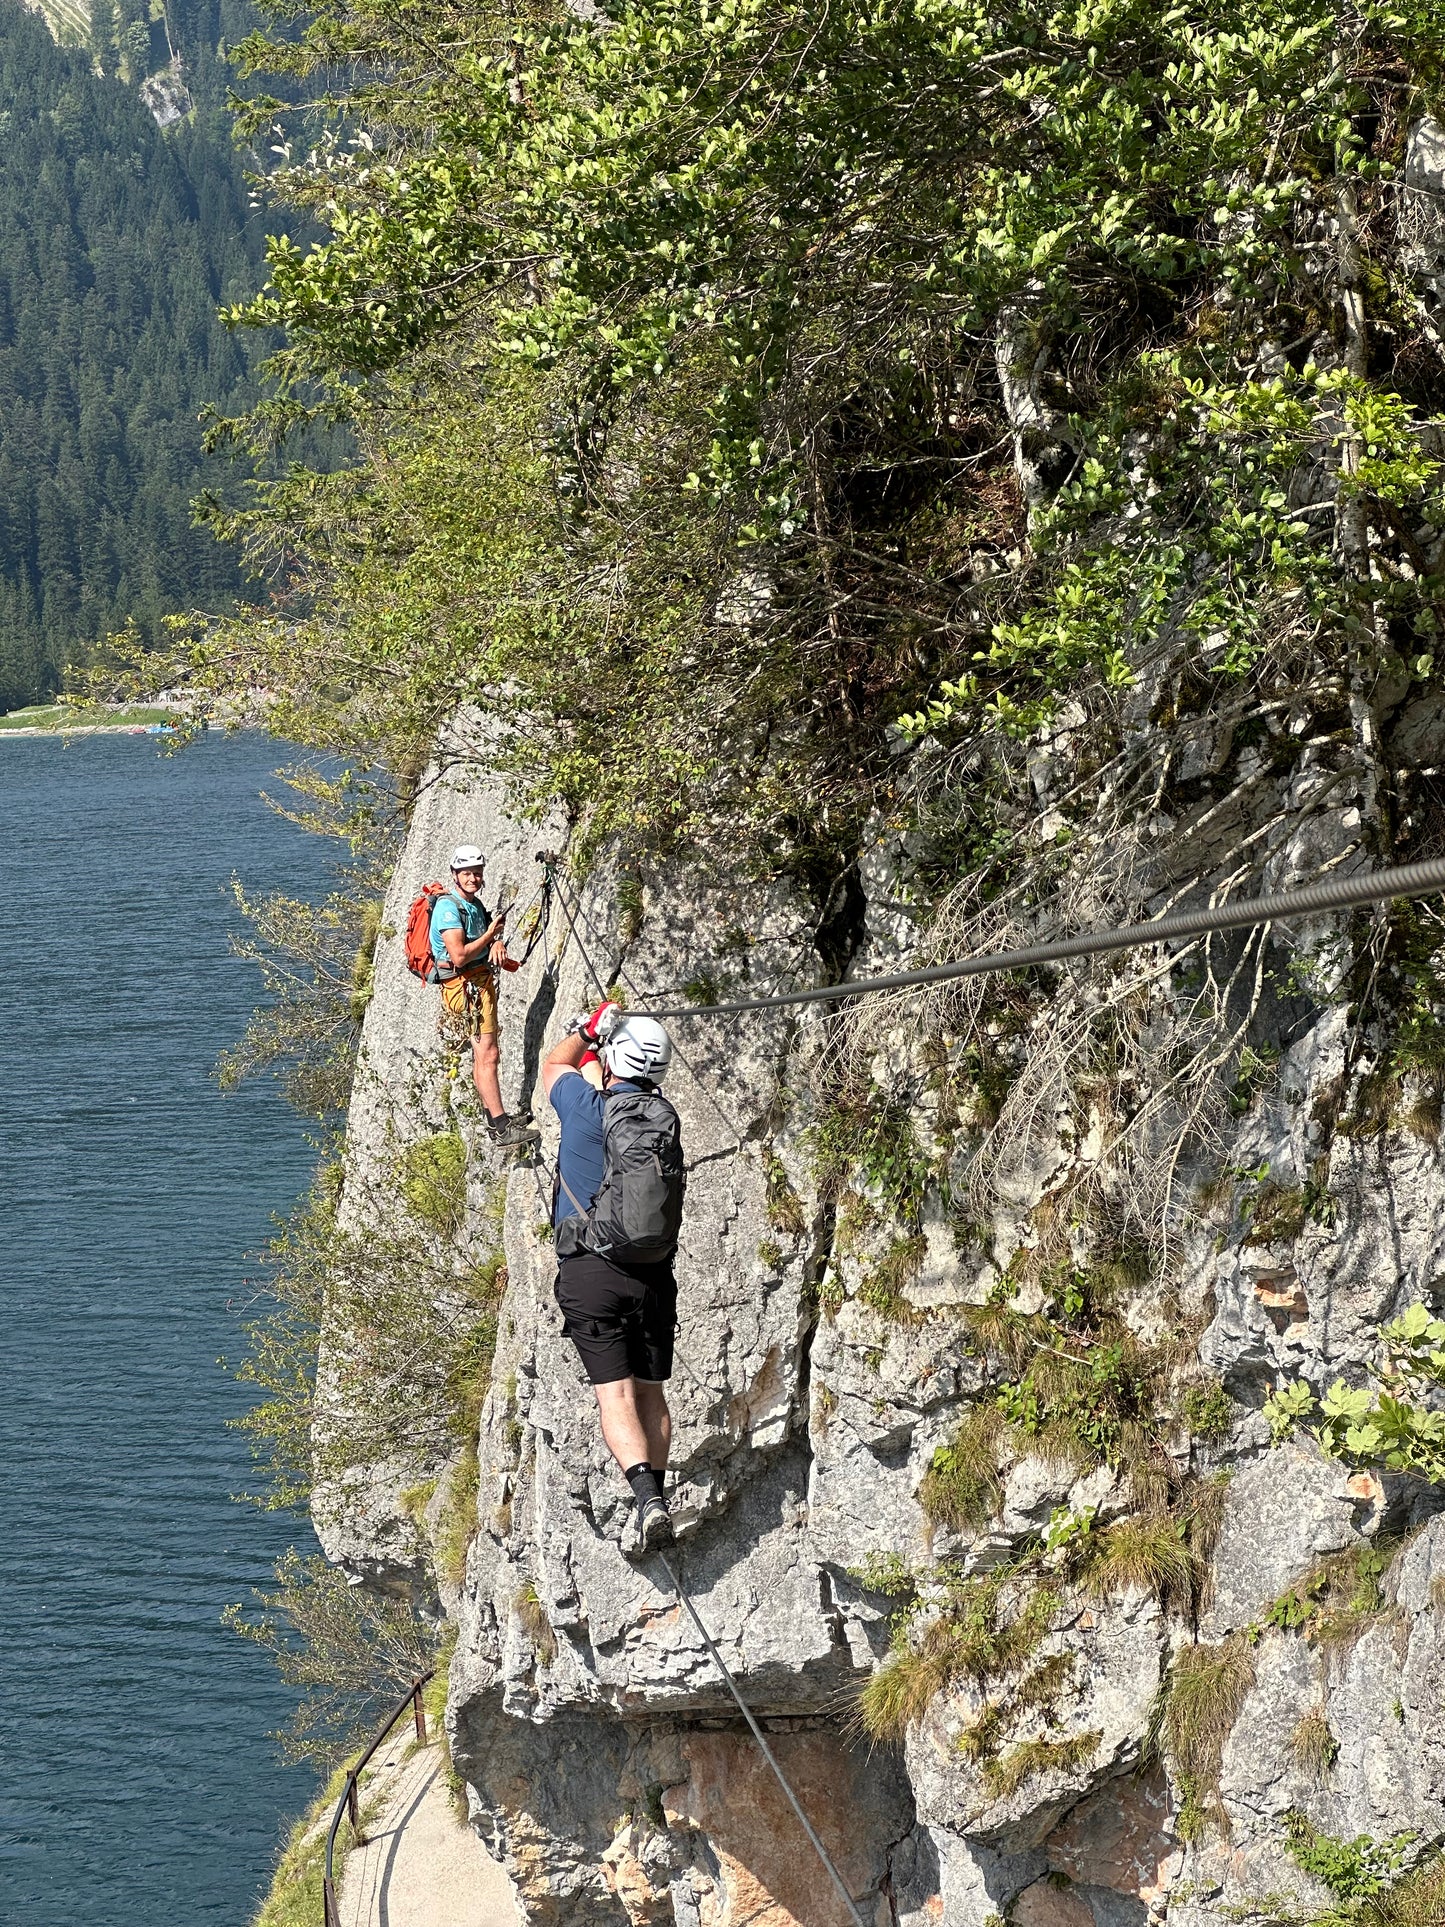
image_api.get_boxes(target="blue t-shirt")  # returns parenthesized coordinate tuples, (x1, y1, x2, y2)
(429, 889, 491, 967)
(550, 1074, 649, 1224)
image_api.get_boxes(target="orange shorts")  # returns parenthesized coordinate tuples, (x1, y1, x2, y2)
(439, 967, 498, 1038)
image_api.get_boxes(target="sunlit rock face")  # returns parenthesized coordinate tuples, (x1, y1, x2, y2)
(322, 709, 1445, 1924)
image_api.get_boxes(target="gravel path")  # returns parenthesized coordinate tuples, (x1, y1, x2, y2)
(340, 1733, 518, 1927)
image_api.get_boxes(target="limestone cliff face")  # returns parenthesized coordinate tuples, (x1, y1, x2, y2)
(318, 711, 1445, 1927)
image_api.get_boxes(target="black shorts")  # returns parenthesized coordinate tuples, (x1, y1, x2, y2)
(554, 1252, 678, 1387)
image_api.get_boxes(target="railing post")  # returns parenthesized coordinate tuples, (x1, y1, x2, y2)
(319, 1671, 434, 1926)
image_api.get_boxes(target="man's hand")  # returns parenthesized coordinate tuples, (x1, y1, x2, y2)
(583, 1000, 622, 1041)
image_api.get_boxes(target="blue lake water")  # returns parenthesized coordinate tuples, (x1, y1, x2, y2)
(0, 732, 333, 1926)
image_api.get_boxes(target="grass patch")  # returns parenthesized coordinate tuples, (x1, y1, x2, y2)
(982, 1730, 1101, 1801)
(763, 1149, 806, 1237)
(514, 1581, 557, 1665)
(1262, 1541, 1401, 1651)
(1181, 1379, 1233, 1443)
(859, 1233, 928, 1322)
(1288, 1706, 1339, 1782)
(1163, 1635, 1255, 1841)
(859, 1568, 1058, 1742)
(1243, 1181, 1308, 1246)
(436, 1445, 481, 1588)
(1082, 1510, 1195, 1608)
(919, 1404, 1005, 1533)
(1357, 1853, 1445, 1927)
(251, 1762, 366, 1927)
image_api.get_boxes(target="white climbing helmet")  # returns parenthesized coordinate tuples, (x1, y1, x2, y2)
(449, 844, 486, 874)
(602, 1015, 673, 1084)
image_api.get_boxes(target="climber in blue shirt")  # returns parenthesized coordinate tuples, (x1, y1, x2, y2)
(542, 1001, 680, 1551)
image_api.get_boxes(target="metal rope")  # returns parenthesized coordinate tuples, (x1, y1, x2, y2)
(654, 1550, 868, 1927)
(634, 854, 1445, 1020)
(546, 861, 612, 1001)
(542, 863, 749, 1150)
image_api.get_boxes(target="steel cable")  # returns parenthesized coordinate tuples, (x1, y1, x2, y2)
(654, 1550, 868, 1927)
(634, 854, 1445, 1020)
(541, 863, 749, 1149)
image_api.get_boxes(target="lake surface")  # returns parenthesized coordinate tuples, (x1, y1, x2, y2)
(0, 732, 335, 1925)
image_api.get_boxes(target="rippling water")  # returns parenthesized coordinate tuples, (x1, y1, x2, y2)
(0, 733, 332, 1926)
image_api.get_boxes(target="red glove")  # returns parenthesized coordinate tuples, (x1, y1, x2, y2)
(582, 1000, 621, 1041)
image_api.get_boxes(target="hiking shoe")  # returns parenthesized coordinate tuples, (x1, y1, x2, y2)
(636, 1494, 674, 1552)
(486, 1112, 541, 1148)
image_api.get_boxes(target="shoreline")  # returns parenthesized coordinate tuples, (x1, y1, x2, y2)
(0, 722, 180, 739)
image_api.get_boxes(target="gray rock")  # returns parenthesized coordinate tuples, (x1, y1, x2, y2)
(907, 1591, 1166, 1853)
(313, 744, 1445, 1924)
(1201, 1445, 1365, 1639)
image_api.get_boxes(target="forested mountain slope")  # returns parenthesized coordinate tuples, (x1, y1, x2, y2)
(0, 0, 266, 713)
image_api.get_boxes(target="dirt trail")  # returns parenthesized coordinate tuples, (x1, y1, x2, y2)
(340, 1732, 518, 1927)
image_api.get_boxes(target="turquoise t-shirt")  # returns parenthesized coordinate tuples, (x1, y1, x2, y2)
(430, 889, 492, 967)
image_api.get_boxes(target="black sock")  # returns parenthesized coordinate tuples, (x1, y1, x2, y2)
(624, 1462, 663, 1505)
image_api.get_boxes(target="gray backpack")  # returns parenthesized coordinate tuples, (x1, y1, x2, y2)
(554, 1087, 686, 1264)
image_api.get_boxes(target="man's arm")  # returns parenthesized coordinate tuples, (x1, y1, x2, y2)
(441, 909, 507, 970)
(542, 1031, 588, 1100)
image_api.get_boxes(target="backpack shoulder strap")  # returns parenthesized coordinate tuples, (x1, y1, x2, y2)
(554, 1162, 590, 1223)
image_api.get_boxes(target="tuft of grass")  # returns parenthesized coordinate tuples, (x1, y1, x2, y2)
(1243, 1181, 1308, 1246)
(514, 1581, 557, 1665)
(1288, 1705, 1339, 1782)
(763, 1149, 806, 1237)
(958, 1653, 1075, 1764)
(858, 1571, 1059, 1741)
(1358, 1853, 1445, 1927)
(435, 1446, 480, 1588)
(1181, 1379, 1233, 1443)
(859, 1233, 928, 1322)
(1083, 1511, 1195, 1608)
(1164, 1636, 1255, 1841)
(858, 1619, 971, 1741)
(1263, 1541, 1400, 1651)
(982, 1730, 1101, 1801)
(919, 1404, 1005, 1532)
(616, 869, 645, 945)
(250, 1763, 369, 1927)
(400, 1478, 437, 1525)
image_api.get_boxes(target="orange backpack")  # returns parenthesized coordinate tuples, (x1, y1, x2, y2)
(404, 883, 453, 983)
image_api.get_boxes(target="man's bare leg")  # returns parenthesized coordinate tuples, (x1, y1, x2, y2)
(593, 1377, 651, 1472)
(473, 1032, 504, 1114)
(635, 1381, 671, 1472)
(594, 1377, 674, 1550)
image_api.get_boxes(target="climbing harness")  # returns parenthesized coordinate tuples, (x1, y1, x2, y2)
(654, 1549, 869, 1927)
(633, 852, 1445, 1020)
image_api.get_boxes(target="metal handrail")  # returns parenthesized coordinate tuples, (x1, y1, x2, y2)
(322, 1670, 436, 1927)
